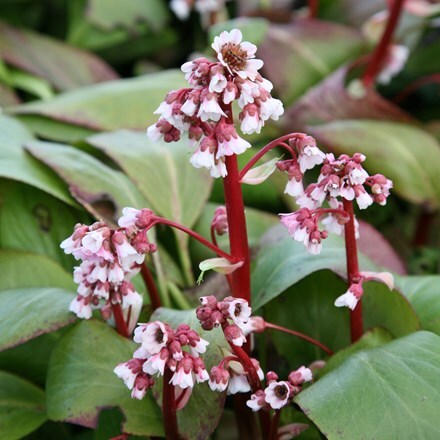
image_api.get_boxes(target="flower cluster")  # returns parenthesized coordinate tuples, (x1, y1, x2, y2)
(278, 137, 392, 254)
(115, 321, 210, 399)
(247, 367, 312, 411)
(196, 295, 252, 346)
(148, 29, 284, 178)
(208, 352, 264, 395)
(61, 208, 156, 320)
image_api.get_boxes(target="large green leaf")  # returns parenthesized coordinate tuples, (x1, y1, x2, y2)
(0, 181, 89, 270)
(26, 140, 147, 220)
(252, 230, 378, 310)
(86, 0, 168, 31)
(0, 371, 47, 440)
(10, 70, 186, 132)
(309, 120, 440, 209)
(46, 320, 163, 436)
(0, 21, 117, 92)
(0, 249, 74, 292)
(151, 307, 228, 440)
(0, 116, 73, 205)
(396, 275, 440, 335)
(0, 288, 76, 351)
(258, 20, 365, 105)
(295, 331, 440, 439)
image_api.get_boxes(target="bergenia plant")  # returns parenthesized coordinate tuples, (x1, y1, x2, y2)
(60, 28, 396, 439)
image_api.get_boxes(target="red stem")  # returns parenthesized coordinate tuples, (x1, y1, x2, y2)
(362, 0, 405, 87)
(151, 217, 235, 262)
(269, 410, 281, 440)
(264, 322, 333, 355)
(111, 303, 130, 338)
(140, 263, 161, 311)
(239, 133, 301, 180)
(162, 368, 180, 439)
(393, 73, 440, 104)
(342, 199, 363, 342)
(308, 0, 319, 19)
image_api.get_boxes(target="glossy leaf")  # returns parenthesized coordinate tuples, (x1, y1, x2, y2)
(0, 21, 118, 91)
(10, 70, 186, 131)
(252, 230, 377, 310)
(0, 181, 89, 270)
(0, 116, 73, 205)
(0, 288, 76, 351)
(26, 140, 147, 220)
(309, 119, 440, 209)
(46, 320, 163, 436)
(0, 371, 47, 439)
(296, 331, 440, 439)
(151, 307, 228, 440)
(258, 20, 366, 105)
(396, 275, 440, 335)
(0, 249, 74, 292)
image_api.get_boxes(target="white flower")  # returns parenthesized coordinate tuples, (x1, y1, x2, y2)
(190, 148, 216, 170)
(136, 321, 170, 355)
(259, 97, 284, 121)
(190, 337, 209, 355)
(227, 373, 251, 394)
(181, 97, 198, 117)
(355, 189, 373, 210)
(334, 290, 359, 310)
(349, 167, 369, 186)
(226, 298, 252, 328)
(247, 391, 266, 411)
(210, 160, 227, 178)
(107, 263, 125, 284)
(146, 123, 163, 142)
(321, 214, 344, 236)
(212, 29, 263, 79)
(377, 44, 409, 85)
(118, 207, 141, 229)
(69, 296, 92, 319)
(304, 234, 322, 255)
(121, 287, 142, 310)
(285, 178, 304, 197)
(88, 262, 108, 283)
(143, 352, 168, 376)
(170, 365, 194, 389)
(216, 133, 251, 158)
(170, 0, 190, 19)
(113, 232, 144, 270)
(197, 93, 226, 122)
(114, 360, 141, 389)
(298, 146, 326, 173)
(240, 108, 262, 135)
(264, 381, 291, 410)
(209, 68, 227, 93)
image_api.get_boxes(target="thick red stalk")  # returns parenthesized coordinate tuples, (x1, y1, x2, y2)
(140, 263, 161, 311)
(162, 368, 179, 439)
(223, 154, 251, 303)
(151, 217, 234, 262)
(269, 410, 281, 440)
(111, 303, 130, 338)
(308, 0, 319, 19)
(264, 322, 333, 355)
(342, 199, 363, 342)
(362, 0, 405, 87)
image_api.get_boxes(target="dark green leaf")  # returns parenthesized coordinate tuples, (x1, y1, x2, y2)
(296, 331, 440, 439)
(0, 288, 76, 351)
(46, 320, 163, 436)
(0, 371, 47, 440)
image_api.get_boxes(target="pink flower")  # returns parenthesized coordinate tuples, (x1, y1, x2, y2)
(224, 324, 246, 347)
(197, 91, 226, 122)
(264, 381, 292, 409)
(69, 296, 92, 319)
(240, 104, 262, 135)
(114, 358, 144, 389)
(209, 365, 230, 392)
(212, 29, 263, 80)
(170, 358, 195, 389)
(334, 283, 364, 310)
(247, 389, 267, 411)
(131, 373, 153, 400)
(216, 125, 251, 158)
(288, 366, 313, 386)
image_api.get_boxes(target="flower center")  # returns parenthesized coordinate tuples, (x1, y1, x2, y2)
(274, 384, 288, 400)
(155, 328, 164, 344)
(221, 43, 247, 71)
(234, 304, 242, 317)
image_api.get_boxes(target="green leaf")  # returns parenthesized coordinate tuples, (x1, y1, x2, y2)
(151, 307, 228, 440)
(317, 327, 394, 378)
(0, 115, 73, 205)
(0, 249, 74, 291)
(0, 181, 89, 270)
(0, 288, 76, 351)
(258, 20, 365, 105)
(396, 275, 440, 335)
(309, 120, 440, 209)
(0, 371, 47, 440)
(26, 140, 148, 220)
(252, 230, 377, 310)
(295, 331, 440, 439)
(46, 320, 163, 436)
(10, 70, 186, 132)
(86, 0, 168, 31)
(8, 69, 54, 100)
(0, 21, 118, 91)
